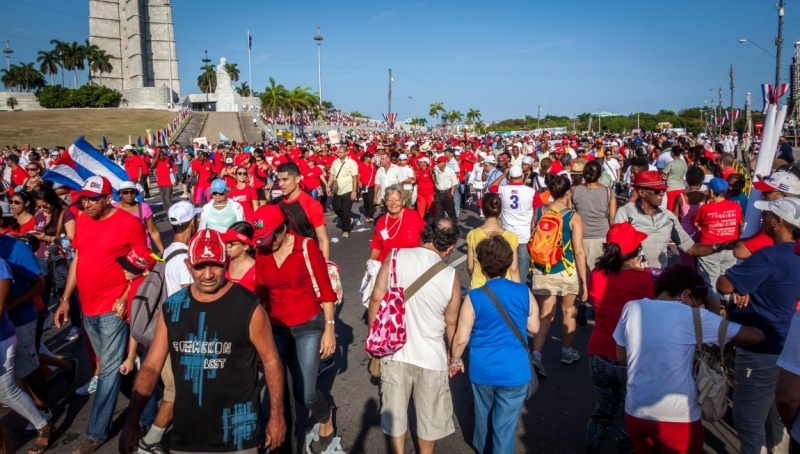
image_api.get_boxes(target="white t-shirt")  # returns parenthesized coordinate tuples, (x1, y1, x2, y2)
(163, 241, 192, 297)
(496, 184, 536, 244)
(655, 152, 673, 170)
(777, 309, 800, 442)
(613, 299, 741, 422)
(623, 163, 657, 185)
(398, 165, 415, 190)
(600, 158, 621, 181)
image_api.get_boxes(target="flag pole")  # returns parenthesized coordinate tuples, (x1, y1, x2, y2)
(248, 29, 253, 111)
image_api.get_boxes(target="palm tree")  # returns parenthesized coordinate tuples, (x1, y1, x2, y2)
(37, 50, 59, 86)
(6, 97, 18, 111)
(466, 108, 481, 129)
(197, 64, 216, 93)
(60, 41, 86, 88)
(19, 62, 46, 91)
(224, 62, 240, 82)
(1, 65, 20, 91)
(83, 40, 100, 85)
(429, 102, 445, 126)
(448, 110, 463, 127)
(284, 85, 314, 134)
(235, 81, 251, 97)
(259, 77, 287, 135)
(89, 50, 113, 87)
(49, 40, 66, 86)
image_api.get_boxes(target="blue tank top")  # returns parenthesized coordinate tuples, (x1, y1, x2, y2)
(533, 206, 575, 275)
(467, 279, 531, 386)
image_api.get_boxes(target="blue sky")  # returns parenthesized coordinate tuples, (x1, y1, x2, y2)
(2, 0, 800, 122)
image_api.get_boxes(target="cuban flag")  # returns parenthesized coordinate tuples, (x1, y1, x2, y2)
(734, 109, 740, 121)
(42, 136, 129, 192)
(724, 111, 730, 123)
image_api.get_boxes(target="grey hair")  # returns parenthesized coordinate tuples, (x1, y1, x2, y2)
(383, 184, 404, 202)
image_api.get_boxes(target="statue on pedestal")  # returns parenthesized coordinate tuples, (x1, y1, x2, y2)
(216, 57, 233, 93)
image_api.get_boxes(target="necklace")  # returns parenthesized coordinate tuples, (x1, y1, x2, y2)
(382, 210, 404, 240)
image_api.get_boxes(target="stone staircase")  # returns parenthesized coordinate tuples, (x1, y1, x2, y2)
(198, 112, 244, 144)
(171, 112, 207, 145)
(238, 111, 265, 145)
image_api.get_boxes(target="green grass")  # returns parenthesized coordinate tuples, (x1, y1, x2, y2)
(0, 109, 180, 149)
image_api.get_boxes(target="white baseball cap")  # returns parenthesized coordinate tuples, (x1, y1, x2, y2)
(753, 171, 800, 196)
(119, 181, 138, 191)
(754, 197, 800, 228)
(168, 201, 203, 225)
(123, 144, 135, 151)
(508, 166, 523, 178)
(398, 153, 408, 160)
(483, 155, 497, 164)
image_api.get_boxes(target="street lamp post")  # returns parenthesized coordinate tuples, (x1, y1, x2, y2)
(739, 36, 782, 99)
(2, 39, 13, 73)
(314, 26, 324, 106)
(537, 105, 541, 130)
(388, 69, 393, 130)
(202, 50, 211, 105)
(598, 109, 602, 132)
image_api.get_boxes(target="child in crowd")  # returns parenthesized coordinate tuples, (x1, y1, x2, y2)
(113, 246, 157, 376)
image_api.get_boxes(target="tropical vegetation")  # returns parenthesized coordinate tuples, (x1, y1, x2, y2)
(37, 85, 123, 108)
(256, 77, 328, 134)
(1, 63, 46, 92)
(6, 97, 18, 111)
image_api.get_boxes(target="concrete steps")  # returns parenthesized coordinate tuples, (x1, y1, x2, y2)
(171, 112, 207, 145)
(198, 112, 244, 144)
(238, 111, 265, 145)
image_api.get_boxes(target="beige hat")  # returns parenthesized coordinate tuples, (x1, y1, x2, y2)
(420, 143, 431, 152)
(571, 162, 586, 174)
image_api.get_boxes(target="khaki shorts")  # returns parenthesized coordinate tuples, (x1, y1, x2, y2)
(380, 359, 455, 441)
(161, 354, 175, 402)
(531, 268, 579, 296)
(14, 320, 40, 378)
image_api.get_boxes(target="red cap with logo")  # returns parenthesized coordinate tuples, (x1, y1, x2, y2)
(116, 246, 157, 273)
(220, 228, 253, 246)
(246, 204, 286, 246)
(80, 175, 113, 198)
(188, 229, 228, 266)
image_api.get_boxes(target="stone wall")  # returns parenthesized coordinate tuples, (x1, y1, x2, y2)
(121, 86, 171, 110)
(0, 93, 43, 111)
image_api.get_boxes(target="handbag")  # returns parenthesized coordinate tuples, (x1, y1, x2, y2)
(330, 160, 345, 195)
(480, 284, 539, 399)
(365, 249, 449, 358)
(46, 211, 69, 290)
(691, 307, 730, 423)
(301, 238, 343, 305)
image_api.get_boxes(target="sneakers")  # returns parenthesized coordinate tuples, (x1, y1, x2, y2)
(561, 349, 580, 364)
(341, 232, 349, 238)
(25, 407, 52, 432)
(318, 357, 336, 376)
(531, 354, 547, 378)
(66, 326, 81, 342)
(138, 438, 169, 454)
(75, 375, 98, 395)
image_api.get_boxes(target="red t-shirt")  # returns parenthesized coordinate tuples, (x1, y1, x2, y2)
(18, 216, 35, 234)
(153, 157, 175, 187)
(550, 160, 563, 174)
(416, 168, 435, 196)
(369, 208, 426, 262)
(250, 164, 268, 190)
(73, 209, 147, 316)
(226, 264, 256, 293)
(141, 154, 152, 175)
(234, 153, 250, 167)
(358, 162, 377, 187)
(270, 193, 326, 240)
(692, 199, 742, 244)
(192, 160, 215, 188)
(9, 166, 26, 196)
(303, 166, 323, 190)
(124, 156, 143, 181)
(229, 184, 257, 218)
(254, 233, 336, 326)
(125, 276, 145, 323)
(743, 230, 774, 253)
(588, 268, 655, 358)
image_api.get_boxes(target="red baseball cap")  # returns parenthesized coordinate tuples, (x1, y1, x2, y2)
(188, 229, 228, 266)
(116, 246, 157, 273)
(220, 228, 253, 246)
(606, 222, 648, 255)
(561, 139, 569, 145)
(246, 204, 286, 246)
(436, 156, 448, 163)
(80, 175, 113, 198)
(631, 170, 668, 190)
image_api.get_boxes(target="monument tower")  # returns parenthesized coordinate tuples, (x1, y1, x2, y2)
(88, 0, 180, 105)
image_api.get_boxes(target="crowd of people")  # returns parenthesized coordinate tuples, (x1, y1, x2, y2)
(0, 126, 799, 454)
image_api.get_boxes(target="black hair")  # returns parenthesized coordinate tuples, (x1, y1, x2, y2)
(276, 162, 301, 177)
(481, 193, 502, 218)
(671, 146, 684, 157)
(595, 243, 641, 275)
(654, 265, 707, 299)
(630, 157, 649, 172)
(32, 188, 66, 236)
(547, 174, 571, 200)
(11, 191, 36, 216)
(583, 161, 602, 183)
(420, 217, 459, 252)
(685, 166, 705, 186)
(229, 221, 254, 240)
(390, 152, 400, 159)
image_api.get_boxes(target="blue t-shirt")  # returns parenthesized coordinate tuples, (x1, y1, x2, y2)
(0, 258, 16, 341)
(778, 143, 795, 163)
(0, 235, 41, 327)
(467, 279, 531, 386)
(729, 193, 748, 217)
(725, 241, 800, 354)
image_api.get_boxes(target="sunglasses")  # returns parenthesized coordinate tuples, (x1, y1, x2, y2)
(212, 192, 225, 196)
(10, 200, 23, 205)
(120, 189, 137, 195)
(236, 172, 248, 176)
(645, 189, 666, 195)
(26, 167, 38, 171)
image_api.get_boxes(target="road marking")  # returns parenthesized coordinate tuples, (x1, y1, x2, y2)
(449, 254, 467, 267)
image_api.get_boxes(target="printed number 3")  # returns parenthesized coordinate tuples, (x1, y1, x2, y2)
(510, 195, 519, 209)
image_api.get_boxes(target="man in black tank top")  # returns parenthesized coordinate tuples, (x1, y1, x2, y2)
(120, 229, 286, 454)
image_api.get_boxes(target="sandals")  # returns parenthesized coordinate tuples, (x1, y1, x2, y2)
(28, 422, 53, 454)
(314, 408, 336, 453)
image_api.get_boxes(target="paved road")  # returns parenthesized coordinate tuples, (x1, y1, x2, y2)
(4, 187, 744, 453)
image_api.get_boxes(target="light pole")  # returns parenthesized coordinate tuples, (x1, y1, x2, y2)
(739, 37, 782, 99)
(2, 39, 12, 72)
(598, 109, 602, 132)
(537, 105, 541, 130)
(202, 50, 211, 104)
(388, 69, 393, 130)
(388, 95, 412, 120)
(314, 26, 324, 106)
(730, 64, 735, 135)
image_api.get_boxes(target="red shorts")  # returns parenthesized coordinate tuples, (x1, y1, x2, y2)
(666, 189, 683, 211)
(625, 414, 704, 454)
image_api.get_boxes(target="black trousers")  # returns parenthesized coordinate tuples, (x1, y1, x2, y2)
(434, 189, 456, 220)
(139, 174, 151, 198)
(332, 191, 354, 233)
(363, 186, 376, 219)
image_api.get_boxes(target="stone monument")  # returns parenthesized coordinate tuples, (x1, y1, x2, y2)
(88, 0, 180, 109)
(213, 57, 242, 112)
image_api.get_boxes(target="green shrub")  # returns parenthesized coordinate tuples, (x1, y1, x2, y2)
(36, 85, 122, 108)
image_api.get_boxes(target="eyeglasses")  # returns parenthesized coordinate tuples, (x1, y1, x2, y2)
(120, 189, 137, 195)
(26, 167, 38, 172)
(212, 192, 224, 196)
(236, 172, 248, 176)
(10, 200, 23, 205)
(36, 203, 51, 210)
(81, 196, 101, 205)
(645, 189, 666, 195)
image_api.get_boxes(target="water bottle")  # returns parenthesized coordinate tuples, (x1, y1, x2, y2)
(59, 234, 73, 259)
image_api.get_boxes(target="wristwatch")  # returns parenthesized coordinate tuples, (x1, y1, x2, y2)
(712, 242, 721, 253)
(325, 320, 335, 325)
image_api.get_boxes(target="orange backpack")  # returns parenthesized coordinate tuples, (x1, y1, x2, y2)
(528, 206, 573, 273)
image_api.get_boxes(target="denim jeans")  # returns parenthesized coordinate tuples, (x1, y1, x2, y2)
(454, 183, 463, 217)
(83, 311, 128, 442)
(137, 345, 163, 432)
(271, 312, 330, 453)
(471, 382, 527, 454)
(586, 355, 633, 453)
(0, 335, 48, 430)
(734, 349, 790, 454)
(517, 244, 531, 286)
(310, 188, 319, 201)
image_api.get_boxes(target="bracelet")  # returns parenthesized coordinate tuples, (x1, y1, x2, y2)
(59, 296, 69, 302)
(449, 358, 462, 365)
(325, 320, 335, 325)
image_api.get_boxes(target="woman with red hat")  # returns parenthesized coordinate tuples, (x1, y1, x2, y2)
(221, 222, 256, 292)
(585, 222, 654, 453)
